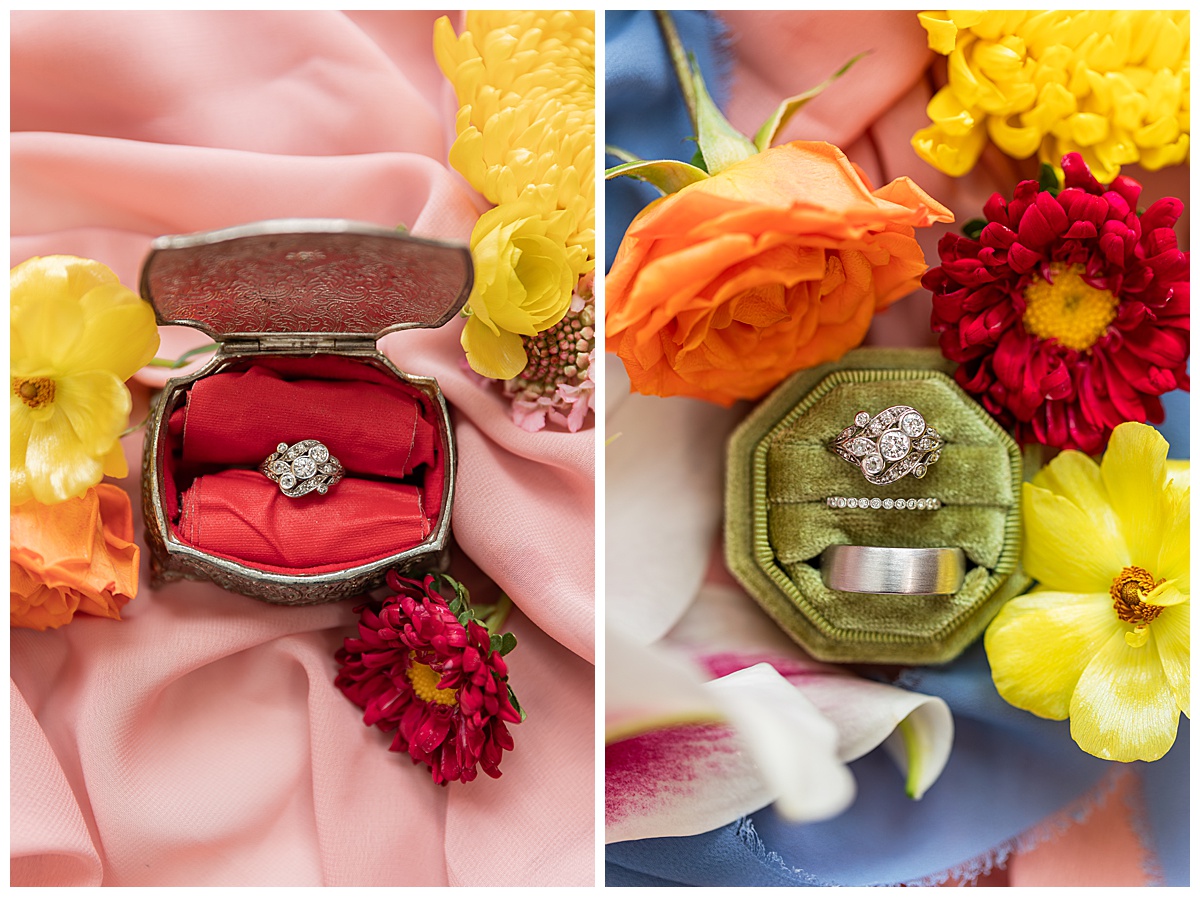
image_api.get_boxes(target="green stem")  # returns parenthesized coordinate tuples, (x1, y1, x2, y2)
(480, 594, 514, 634)
(605, 144, 643, 164)
(146, 342, 218, 369)
(121, 410, 152, 438)
(655, 10, 698, 135)
(898, 717, 922, 799)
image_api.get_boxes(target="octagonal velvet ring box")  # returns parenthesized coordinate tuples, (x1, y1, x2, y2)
(726, 348, 1029, 665)
(140, 219, 472, 605)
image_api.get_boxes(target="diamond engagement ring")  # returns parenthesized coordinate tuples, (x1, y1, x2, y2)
(829, 406, 945, 486)
(259, 440, 344, 498)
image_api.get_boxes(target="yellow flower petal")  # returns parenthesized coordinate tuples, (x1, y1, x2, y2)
(460, 314, 528, 381)
(1155, 481, 1190, 590)
(102, 439, 129, 479)
(1022, 482, 1129, 592)
(1152, 603, 1190, 717)
(1100, 423, 1170, 568)
(1032, 447, 1122, 539)
(70, 283, 161, 380)
(10, 297, 86, 375)
(11, 397, 34, 505)
(1069, 626, 1181, 762)
(984, 590, 1116, 720)
(54, 371, 131, 457)
(25, 409, 106, 504)
(10, 255, 117, 315)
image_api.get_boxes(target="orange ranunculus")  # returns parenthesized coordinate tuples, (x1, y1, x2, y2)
(606, 141, 953, 405)
(11, 483, 140, 630)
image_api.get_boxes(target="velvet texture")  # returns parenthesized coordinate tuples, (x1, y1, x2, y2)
(12, 10, 594, 886)
(726, 348, 1028, 664)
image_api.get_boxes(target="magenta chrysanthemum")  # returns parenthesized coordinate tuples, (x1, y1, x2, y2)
(924, 153, 1189, 453)
(335, 572, 522, 784)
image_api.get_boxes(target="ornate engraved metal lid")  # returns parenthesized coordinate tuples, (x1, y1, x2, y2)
(140, 219, 473, 340)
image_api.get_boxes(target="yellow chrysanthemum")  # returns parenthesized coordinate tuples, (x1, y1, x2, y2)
(11, 256, 160, 505)
(434, 11, 595, 259)
(460, 202, 588, 379)
(914, 10, 1190, 181)
(984, 422, 1189, 762)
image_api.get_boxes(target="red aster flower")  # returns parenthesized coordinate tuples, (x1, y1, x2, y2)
(335, 572, 523, 784)
(924, 153, 1189, 453)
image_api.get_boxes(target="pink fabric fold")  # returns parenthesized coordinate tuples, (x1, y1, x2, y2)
(11, 10, 593, 887)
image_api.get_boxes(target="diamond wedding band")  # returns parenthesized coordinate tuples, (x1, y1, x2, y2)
(830, 406, 944, 486)
(826, 496, 941, 511)
(260, 440, 344, 498)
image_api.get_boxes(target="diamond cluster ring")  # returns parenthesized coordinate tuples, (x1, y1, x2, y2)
(260, 440, 344, 498)
(829, 406, 944, 486)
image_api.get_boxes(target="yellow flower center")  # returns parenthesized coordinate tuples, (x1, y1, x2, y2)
(1022, 264, 1118, 352)
(406, 660, 458, 707)
(1110, 566, 1164, 626)
(12, 376, 56, 409)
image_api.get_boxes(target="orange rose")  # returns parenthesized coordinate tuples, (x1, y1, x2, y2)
(606, 141, 953, 404)
(11, 484, 140, 630)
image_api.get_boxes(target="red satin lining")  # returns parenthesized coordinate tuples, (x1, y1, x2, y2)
(179, 471, 429, 572)
(161, 356, 444, 575)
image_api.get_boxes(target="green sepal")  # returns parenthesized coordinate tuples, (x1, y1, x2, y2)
(604, 158, 710, 195)
(689, 147, 708, 173)
(1038, 163, 1061, 196)
(499, 632, 518, 656)
(689, 53, 757, 175)
(490, 633, 503, 656)
(962, 217, 986, 240)
(753, 52, 869, 152)
(508, 685, 527, 722)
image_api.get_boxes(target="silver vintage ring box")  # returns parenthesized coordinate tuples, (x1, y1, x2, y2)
(139, 219, 473, 605)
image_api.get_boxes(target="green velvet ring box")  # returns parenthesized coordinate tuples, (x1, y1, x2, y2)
(725, 348, 1029, 665)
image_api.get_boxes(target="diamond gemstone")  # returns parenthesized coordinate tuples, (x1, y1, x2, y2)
(854, 411, 871, 427)
(917, 499, 928, 509)
(849, 437, 875, 457)
(878, 431, 911, 461)
(847, 498, 859, 508)
(280, 473, 296, 489)
(272, 459, 290, 474)
(913, 463, 928, 478)
(292, 455, 318, 479)
(310, 444, 330, 463)
(906, 499, 918, 509)
(862, 454, 885, 475)
(836, 498, 847, 508)
(883, 499, 894, 509)
(277, 442, 288, 453)
(900, 412, 925, 437)
(870, 498, 882, 509)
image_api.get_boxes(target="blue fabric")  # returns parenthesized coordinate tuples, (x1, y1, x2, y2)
(603, 12, 1190, 885)
(604, 10, 729, 271)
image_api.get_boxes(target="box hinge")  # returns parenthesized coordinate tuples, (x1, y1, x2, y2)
(220, 334, 378, 354)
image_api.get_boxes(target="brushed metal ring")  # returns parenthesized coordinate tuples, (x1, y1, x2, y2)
(821, 545, 966, 595)
(259, 439, 344, 498)
(829, 406, 944, 486)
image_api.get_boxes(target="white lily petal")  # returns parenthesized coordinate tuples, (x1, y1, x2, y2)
(605, 361, 743, 644)
(707, 664, 856, 823)
(606, 627, 721, 741)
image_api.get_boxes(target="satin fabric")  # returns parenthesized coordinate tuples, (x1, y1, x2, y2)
(181, 364, 438, 478)
(604, 10, 1188, 887)
(178, 471, 429, 572)
(12, 10, 594, 886)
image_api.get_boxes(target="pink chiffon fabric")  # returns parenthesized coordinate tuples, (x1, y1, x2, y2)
(11, 11, 594, 887)
(715, 10, 1187, 886)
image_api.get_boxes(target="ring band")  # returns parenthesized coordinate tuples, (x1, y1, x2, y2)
(826, 496, 941, 511)
(830, 406, 944, 486)
(259, 440, 344, 498)
(821, 545, 966, 595)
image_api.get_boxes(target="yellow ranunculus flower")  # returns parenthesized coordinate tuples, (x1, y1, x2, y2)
(985, 422, 1189, 762)
(11, 256, 160, 505)
(461, 203, 588, 380)
(914, 10, 1190, 181)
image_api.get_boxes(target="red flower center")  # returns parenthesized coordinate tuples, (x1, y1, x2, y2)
(406, 659, 458, 707)
(1022, 264, 1118, 352)
(12, 376, 55, 409)
(1110, 566, 1164, 626)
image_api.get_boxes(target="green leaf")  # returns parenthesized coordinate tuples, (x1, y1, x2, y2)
(1038, 163, 1061, 195)
(689, 53, 757, 175)
(689, 147, 708, 173)
(753, 52, 870, 152)
(508, 685, 527, 722)
(499, 632, 518, 656)
(962, 217, 986, 240)
(605, 144, 642, 165)
(604, 158, 710, 195)
(490, 634, 503, 656)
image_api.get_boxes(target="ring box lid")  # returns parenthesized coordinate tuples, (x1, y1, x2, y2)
(140, 219, 473, 343)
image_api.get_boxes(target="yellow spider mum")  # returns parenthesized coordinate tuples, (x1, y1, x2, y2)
(914, 10, 1190, 182)
(11, 256, 160, 505)
(434, 11, 595, 378)
(985, 422, 1189, 762)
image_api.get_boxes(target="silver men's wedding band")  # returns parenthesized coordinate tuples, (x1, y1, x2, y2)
(821, 545, 966, 595)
